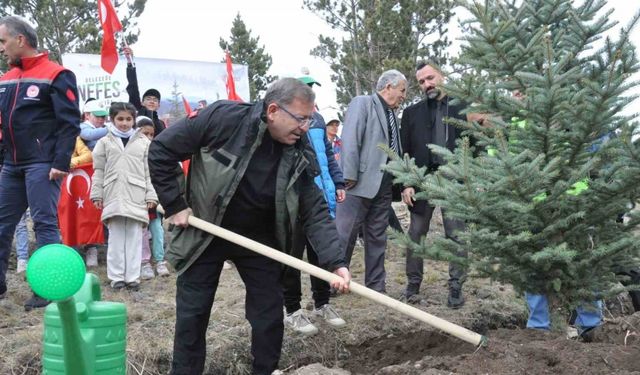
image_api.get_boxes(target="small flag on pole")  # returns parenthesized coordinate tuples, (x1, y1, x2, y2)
(182, 95, 193, 114)
(98, 0, 123, 74)
(225, 50, 243, 102)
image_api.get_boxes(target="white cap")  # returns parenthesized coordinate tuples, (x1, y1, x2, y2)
(83, 100, 108, 116)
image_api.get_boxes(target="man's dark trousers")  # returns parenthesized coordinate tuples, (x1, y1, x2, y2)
(282, 221, 331, 314)
(171, 238, 284, 375)
(336, 173, 393, 292)
(0, 162, 62, 295)
(406, 205, 467, 294)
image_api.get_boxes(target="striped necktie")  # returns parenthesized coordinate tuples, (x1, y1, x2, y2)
(387, 108, 399, 155)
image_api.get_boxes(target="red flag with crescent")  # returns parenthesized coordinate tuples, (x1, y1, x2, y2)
(58, 163, 105, 246)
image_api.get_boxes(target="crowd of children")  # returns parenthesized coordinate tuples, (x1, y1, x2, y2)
(13, 100, 172, 290)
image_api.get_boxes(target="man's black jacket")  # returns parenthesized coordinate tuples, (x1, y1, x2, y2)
(400, 96, 466, 214)
(148, 100, 347, 274)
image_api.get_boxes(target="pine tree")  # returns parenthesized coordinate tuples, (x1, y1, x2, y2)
(167, 80, 184, 120)
(219, 13, 275, 101)
(386, 0, 640, 310)
(0, 0, 146, 65)
(305, 0, 455, 107)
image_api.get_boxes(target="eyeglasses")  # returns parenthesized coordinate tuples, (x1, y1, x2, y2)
(278, 105, 313, 128)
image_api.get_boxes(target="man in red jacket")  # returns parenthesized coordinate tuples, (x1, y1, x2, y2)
(0, 16, 80, 309)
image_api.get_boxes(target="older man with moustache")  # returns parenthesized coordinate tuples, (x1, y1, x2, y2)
(336, 69, 407, 293)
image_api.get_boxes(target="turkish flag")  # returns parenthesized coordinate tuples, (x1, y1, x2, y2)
(58, 163, 104, 246)
(98, 0, 123, 74)
(225, 50, 243, 102)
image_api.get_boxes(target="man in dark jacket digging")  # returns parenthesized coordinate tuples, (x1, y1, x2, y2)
(148, 77, 351, 375)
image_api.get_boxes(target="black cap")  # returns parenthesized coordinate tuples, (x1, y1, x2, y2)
(143, 88, 161, 101)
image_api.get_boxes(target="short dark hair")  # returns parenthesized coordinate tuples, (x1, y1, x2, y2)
(0, 16, 38, 49)
(264, 78, 315, 107)
(416, 60, 443, 74)
(109, 102, 137, 119)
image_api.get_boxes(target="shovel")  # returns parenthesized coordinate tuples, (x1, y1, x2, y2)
(160, 208, 488, 347)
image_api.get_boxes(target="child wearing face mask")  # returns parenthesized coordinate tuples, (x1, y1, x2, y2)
(90, 103, 158, 291)
(135, 116, 170, 279)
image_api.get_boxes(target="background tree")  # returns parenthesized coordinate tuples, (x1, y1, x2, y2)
(305, 0, 455, 107)
(0, 0, 146, 67)
(219, 13, 275, 101)
(386, 0, 640, 311)
(167, 80, 185, 120)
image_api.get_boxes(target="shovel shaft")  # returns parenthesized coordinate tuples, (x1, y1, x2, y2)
(167, 210, 487, 347)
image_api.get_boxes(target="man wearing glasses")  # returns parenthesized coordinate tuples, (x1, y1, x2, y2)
(123, 47, 165, 135)
(148, 78, 351, 375)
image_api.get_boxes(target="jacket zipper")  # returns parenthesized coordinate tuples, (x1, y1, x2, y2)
(8, 74, 21, 163)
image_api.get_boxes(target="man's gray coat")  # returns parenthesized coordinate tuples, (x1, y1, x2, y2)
(339, 93, 400, 199)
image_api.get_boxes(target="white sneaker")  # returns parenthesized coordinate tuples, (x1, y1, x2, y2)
(16, 259, 28, 274)
(156, 261, 170, 277)
(284, 309, 319, 336)
(314, 304, 346, 328)
(223, 261, 232, 270)
(85, 247, 98, 267)
(140, 263, 155, 280)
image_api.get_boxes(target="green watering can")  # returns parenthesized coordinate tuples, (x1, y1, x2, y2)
(26, 244, 127, 375)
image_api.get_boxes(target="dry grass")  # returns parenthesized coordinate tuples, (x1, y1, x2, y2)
(1, 205, 531, 374)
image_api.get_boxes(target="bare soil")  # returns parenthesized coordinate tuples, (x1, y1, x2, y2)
(1, 204, 639, 374)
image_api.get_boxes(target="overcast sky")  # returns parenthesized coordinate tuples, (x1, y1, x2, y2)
(132, 0, 640, 120)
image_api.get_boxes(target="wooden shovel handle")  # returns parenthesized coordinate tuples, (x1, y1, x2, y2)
(160, 207, 487, 347)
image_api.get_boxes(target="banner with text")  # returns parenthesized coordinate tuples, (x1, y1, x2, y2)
(62, 53, 250, 116)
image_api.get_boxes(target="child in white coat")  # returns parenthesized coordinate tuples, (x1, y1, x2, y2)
(91, 102, 158, 290)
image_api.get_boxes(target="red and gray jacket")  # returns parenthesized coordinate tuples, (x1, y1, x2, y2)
(0, 52, 80, 171)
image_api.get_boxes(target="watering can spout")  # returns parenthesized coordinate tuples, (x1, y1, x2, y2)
(55, 296, 92, 375)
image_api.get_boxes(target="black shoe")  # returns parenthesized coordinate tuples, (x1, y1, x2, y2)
(126, 282, 140, 291)
(447, 286, 465, 309)
(400, 293, 423, 305)
(24, 294, 50, 311)
(629, 290, 640, 312)
(111, 281, 126, 291)
(579, 326, 601, 343)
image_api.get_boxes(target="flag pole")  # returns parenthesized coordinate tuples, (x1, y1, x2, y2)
(156, 206, 487, 347)
(119, 33, 134, 67)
